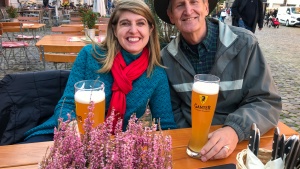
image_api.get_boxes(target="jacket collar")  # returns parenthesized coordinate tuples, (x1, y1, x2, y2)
(212, 19, 247, 77)
(166, 18, 247, 76)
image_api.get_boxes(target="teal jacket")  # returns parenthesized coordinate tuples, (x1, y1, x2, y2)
(25, 44, 177, 139)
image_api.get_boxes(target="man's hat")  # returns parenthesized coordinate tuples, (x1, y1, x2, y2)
(154, 0, 219, 24)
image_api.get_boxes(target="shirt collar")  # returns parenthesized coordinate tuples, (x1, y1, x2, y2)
(180, 18, 218, 53)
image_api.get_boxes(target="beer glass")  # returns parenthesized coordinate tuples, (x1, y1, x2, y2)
(74, 80, 105, 135)
(186, 74, 220, 158)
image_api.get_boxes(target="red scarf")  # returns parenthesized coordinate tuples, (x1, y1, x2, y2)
(107, 48, 149, 125)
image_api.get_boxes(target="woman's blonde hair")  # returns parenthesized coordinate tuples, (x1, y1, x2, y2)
(94, 0, 162, 77)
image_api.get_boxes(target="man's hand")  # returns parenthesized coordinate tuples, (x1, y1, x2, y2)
(199, 126, 239, 162)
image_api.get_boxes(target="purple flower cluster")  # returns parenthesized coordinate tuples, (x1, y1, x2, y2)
(39, 103, 173, 169)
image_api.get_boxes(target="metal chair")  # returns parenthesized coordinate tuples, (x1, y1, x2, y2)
(0, 9, 11, 22)
(0, 22, 30, 69)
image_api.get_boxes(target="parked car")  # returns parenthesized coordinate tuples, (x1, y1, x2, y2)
(277, 6, 300, 27)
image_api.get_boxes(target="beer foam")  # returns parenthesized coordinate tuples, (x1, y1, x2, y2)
(193, 81, 219, 95)
(75, 90, 105, 104)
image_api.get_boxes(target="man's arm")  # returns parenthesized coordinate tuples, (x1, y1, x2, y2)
(257, 0, 264, 29)
(224, 42, 281, 141)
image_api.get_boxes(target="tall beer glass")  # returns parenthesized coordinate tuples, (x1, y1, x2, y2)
(186, 74, 220, 158)
(74, 80, 105, 135)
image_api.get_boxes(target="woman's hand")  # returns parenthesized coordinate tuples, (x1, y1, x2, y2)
(199, 126, 239, 162)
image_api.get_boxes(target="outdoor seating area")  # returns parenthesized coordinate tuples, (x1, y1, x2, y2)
(0, 17, 108, 74)
(0, 0, 110, 73)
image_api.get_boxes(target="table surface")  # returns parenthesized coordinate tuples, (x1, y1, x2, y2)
(60, 23, 108, 27)
(0, 122, 298, 169)
(22, 23, 46, 29)
(35, 34, 106, 47)
(2, 23, 45, 32)
(36, 34, 86, 47)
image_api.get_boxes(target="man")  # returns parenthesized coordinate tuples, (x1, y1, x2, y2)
(231, 0, 264, 33)
(154, 0, 281, 161)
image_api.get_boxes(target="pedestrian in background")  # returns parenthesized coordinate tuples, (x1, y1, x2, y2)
(231, 0, 264, 33)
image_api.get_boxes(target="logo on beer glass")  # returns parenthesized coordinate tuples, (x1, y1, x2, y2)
(199, 95, 208, 104)
(194, 95, 211, 111)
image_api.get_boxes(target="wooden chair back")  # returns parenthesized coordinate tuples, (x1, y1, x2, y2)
(70, 17, 82, 24)
(98, 17, 110, 24)
(17, 16, 40, 23)
(0, 22, 23, 33)
(51, 26, 84, 35)
(39, 45, 82, 69)
(69, 11, 80, 18)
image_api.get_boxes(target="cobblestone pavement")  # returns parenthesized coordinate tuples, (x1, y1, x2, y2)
(1, 24, 300, 133)
(255, 25, 300, 133)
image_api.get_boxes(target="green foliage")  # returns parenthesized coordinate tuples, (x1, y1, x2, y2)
(6, 6, 19, 18)
(78, 7, 98, 29)
(145, 0, 179, 44)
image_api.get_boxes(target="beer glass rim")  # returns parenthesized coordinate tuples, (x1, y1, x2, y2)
(74, 80, 105, 91)
(194, 74, 220, 83)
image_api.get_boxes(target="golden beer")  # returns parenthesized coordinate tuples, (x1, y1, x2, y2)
(75, 90, 105, 134)
(187, 74, 220, 158)
(74, 80, 105, 135)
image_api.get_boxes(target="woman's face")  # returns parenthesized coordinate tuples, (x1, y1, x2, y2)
(114, 11, 153, 55)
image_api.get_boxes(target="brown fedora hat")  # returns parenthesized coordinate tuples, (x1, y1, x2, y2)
(154, 0, 219, 24)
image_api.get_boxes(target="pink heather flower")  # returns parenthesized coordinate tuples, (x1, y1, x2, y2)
(40, 103, 173, 169)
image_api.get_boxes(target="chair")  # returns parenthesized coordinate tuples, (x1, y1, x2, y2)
(0, 22, 30, 69)
(51, 26, 84, 35)
(42, 8, 54, 27)
(39, 44, 82, 70)
(98, 17, 110, 24)
(14, 18, 42, 43)
(17, 16, 40, 24)
(0, 9, 11, 22)
(20, 10, 43, 23)
(0, 35, 7, 73)
(70, 17, 82, 24)
(69, 11, 80, 18)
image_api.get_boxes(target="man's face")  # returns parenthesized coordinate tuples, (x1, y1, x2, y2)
(167, 0, 209, 34)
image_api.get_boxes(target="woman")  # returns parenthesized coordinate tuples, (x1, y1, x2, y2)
(24, 0, 177, 142)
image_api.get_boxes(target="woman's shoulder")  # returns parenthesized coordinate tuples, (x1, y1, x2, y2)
(79, 44, 107, 59)
(150, 66, 168, 79)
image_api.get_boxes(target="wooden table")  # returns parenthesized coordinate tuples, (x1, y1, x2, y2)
(0, 122, 298, 169)
(35, 34, 86, 48)
(60, 23, 108, 28)
(2, 23, 45, 33)
(3, 23, 46, 42)
(35, 34, 105, 69)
